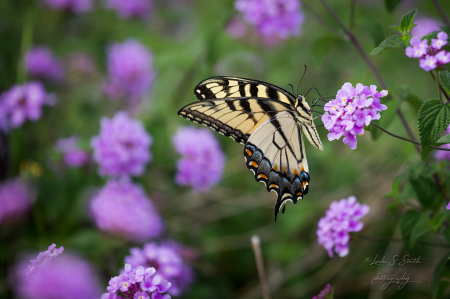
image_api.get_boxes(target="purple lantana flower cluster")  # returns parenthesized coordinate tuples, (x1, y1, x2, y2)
(44, 0, 92, 14)
(24, 47, 64, 81)
(0, 82, 54, 132)
(321, 83, 388, 149)
(25, 244, 64, 276)
(172, 127, 225, 192)
(55, 136, 90, 167)
(234, 0, 304, 40)
(103, 40, 155, 103)
(102, 264, 171, 299)
(405, 31, 450, 71)
(105, 0, 153, 19)
(0, 178, 33, 225)
(125, 242, 194, 296)
(90, 179, 163, 242)
(317, 196, 369, 257)
(91, 111, 152, 177)
(313, 284, 334, 299)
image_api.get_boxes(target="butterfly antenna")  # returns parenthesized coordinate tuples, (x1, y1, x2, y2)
(288, 84, 295, 95)
(297, 65, 307, 96)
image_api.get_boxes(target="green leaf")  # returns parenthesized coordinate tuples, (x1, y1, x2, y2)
(389, 25, 402, 33)
(433, 251, 450, 299)
(384, 0, 404, 12)
(439, 70, 450, 93)
(370, 35, 403, 55)
(418, 98, 450, 148)
(429, 212, 448, 232)
(400, 9, 418, 33)
(422, 31, 440, 42)
(437, 134, 450, 144)
(421, 146, 434, 163)
(399, 210, 433, 250)
(408, 165, 443, 209)
(371, 98, 399, 140)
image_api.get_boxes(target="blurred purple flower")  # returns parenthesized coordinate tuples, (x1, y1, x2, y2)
(313, 283, 334, 299)
(317, 196, 369, 257)
(125, 241, 194, 296)
(321, 83, 388, 149)
(67, 52, 95, 75)
(105, 0, 153, 19)
(44, 0, 92, 13)
(91, 111, 152, 177)
(104, 40, 155, 103)
(90, 179, 163, 242)
(0, 82, 54, 132)
(0, 178, 33, 225)
(226, 16, 249, 39)
(12, 253, 102, 299)
(102, 264, 171, 299)
(24, 47, 64, 81)
(411, 17, 442, 38)
(405, 31, 450, 71)
(25, 244, 64, 276)
(234, 0, 304, 39)
(55, 136, 90, 167)
(435, 125, 450, 162)
(172, 127, 225, 192)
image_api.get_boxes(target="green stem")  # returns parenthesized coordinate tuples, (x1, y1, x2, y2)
(17, 6, 36, 84)
(434, 70, 444, 104)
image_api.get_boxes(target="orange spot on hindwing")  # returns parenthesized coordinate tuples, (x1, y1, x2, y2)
(250, 161, 258, 168)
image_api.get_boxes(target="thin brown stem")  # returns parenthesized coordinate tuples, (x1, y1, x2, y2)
(251, 235, 271, 299)
(429, 71, 450, 102)
(356, 233, 450, 249)
(431, 0, 450, 26)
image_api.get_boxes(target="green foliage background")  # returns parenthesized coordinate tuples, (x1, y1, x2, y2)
(1, 0, 450, 298)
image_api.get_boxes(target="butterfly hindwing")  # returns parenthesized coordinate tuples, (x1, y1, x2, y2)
(178, 98, 292, 144)
(194, 76, 297, 106)
(243, 111, 310, 221)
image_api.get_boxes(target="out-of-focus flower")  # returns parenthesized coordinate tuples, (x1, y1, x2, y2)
(102, 264, 171, 299)
(313, 284, 334, 299)
(435, 125, 450, 162)
(104, 40, 155, 102)
(405, 32, 450, 71)
(55, 136, 90, 167)
(25, 244, 64, 276)
(90, 179, 163, 242)
(44, 0, 92, 14)
(172, 127, 225, 192)
(24, 47, 64, 81)
(321, 83, 387, 149)
(12, 252, 102, 299)
(67, 52, 95, 75)
(0, 178, 33, 225)
(411, 17, 442, 38)
(226, 17, 249, 39)
(105, 0, 153, 19)
(91, 111, 152, 177)
(317, 196, 369, 257)
(0, 82, 54, 132)
(234, 0, 304, 40)
(125, 241, 194, 296)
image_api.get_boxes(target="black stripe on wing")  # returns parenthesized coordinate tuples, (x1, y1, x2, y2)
(194, 76, 297, 106)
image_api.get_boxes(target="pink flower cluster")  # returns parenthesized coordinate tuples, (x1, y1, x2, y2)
(405, 31, 450, 71)
(55, 136, 90, 167)
(24, 47, 64, 81)
(105, 0, 153, 19)
(317, 196, 369, 257)
(321, 83, 388, 149)
(0, 178, 33, 225)
(102, 264, 171, 299)
(313, 283, 334, 299)
(25, 244, 64, 276)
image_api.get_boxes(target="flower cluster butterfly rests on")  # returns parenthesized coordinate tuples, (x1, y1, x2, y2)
(178, 72, 325, 221)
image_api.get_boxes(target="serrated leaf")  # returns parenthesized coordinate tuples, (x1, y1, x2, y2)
(389, 25, 402, 33)
(421, 146, 434, 163)
(439, 70, 450, 93)
(430, 212, 448, 232)
(384, 0, 403, 12)
(418, 98, 450, 147)
(400, 9, 418, 32)
(433, 251, 450, 299)
(437, 134, 450, 144)
(408, 165, 443, 208)
(400, 210, 432, 250)
(370, 35, 403, 55)
(422, 31, 440, 42)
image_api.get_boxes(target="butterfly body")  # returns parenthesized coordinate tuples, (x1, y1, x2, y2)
(178, 76, 323, 221)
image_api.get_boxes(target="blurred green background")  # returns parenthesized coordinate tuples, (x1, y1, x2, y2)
(1, 0, 450, 298)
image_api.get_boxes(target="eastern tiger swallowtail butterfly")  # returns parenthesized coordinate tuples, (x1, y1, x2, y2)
(178, 76, 323, 221)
